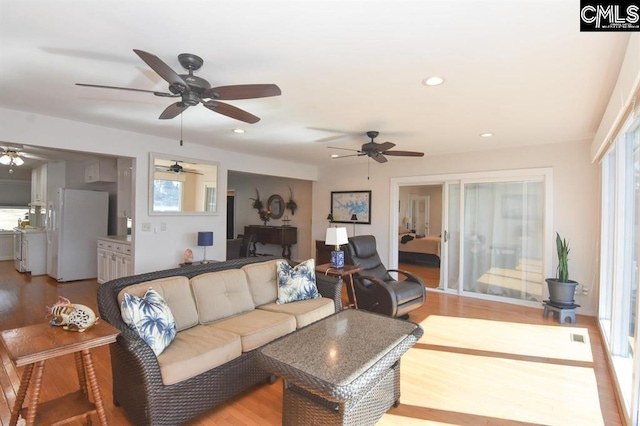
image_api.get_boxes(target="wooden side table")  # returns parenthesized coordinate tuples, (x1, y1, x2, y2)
(316, 263, 363, 309)
(1, 321, 119, 426)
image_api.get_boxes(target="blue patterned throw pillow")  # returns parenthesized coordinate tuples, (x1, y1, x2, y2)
(276, 259, 320, 304)
(121, 287, 176, 356)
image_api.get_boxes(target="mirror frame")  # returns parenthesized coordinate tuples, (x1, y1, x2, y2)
(149, 152, 219, 216)
(267, 194, 285, 219)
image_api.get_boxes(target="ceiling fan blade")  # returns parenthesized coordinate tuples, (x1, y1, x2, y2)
(377, 142, 396, 151)
(371, 153, 388, 163)
(383, 150, 424, 157)
(75, 83, 176, 97)
(159, 102, 189, 120)
(133, 49, 189, 92)
(327, 146, 360, 152)
(203, 84, 282, 100)
(203, 101, 260, 124)
(331, 153, 365, 159)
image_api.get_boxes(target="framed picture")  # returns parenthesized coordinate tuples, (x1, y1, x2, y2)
(330, 190, 371, 224)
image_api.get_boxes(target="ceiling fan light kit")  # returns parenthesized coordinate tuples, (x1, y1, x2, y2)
(0, 150, 25, 166)
(76, 49, 281, 124)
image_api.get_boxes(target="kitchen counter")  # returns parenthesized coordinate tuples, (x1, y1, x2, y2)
(17, 227, 46, 234)
(99, 235, 131, 244)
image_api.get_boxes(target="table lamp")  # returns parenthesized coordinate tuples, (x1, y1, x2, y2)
(325, 227, 348, 268)
(197, 231, 214, 264)
(326, 213, 334, 225)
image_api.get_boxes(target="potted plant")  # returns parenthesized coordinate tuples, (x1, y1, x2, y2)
(545, 232, 578, 306)
(286, 186, 297, 215)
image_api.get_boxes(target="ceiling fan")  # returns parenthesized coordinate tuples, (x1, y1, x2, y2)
(76, 49, 281, 124)
(329, 131, 424, 163)
(155, 161, 202, 175)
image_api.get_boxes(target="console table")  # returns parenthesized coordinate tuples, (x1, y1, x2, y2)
(245, 225, 297, 259)
(1, 321, 119, 425)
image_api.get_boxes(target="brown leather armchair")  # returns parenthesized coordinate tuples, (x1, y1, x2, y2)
(345, 235, 426, 318)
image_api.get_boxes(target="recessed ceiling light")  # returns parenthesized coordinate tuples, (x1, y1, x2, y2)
(330, 154, 339, 158)
(479, 132, 494, 138)
(422, 76, 445, 86)
(232, 128, 245, 134)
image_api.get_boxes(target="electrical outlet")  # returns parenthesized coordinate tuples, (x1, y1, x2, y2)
(582, 285, 588, 295)
(142, 223, 151, 232)
(160, 222, 167, 231)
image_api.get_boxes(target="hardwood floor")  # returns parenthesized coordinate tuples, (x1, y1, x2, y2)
(0, 260, 624, 425)
(399, 261, 440, 288)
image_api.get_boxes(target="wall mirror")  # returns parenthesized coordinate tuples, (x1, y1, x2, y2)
(267, 194, 284, 219)
(149, 153, 218, 215)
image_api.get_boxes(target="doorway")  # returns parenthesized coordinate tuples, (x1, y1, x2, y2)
(391, 168, 553, 308)
(398, 185, 442, 289)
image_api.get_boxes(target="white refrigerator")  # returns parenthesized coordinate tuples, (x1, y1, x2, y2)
(46, 188, 109, 282)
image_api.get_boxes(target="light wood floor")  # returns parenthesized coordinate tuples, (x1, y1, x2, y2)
(0, 260, 623, 425)
(399, 262, 441, 288)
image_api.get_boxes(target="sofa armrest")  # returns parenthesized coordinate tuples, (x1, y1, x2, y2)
(315, 273, 343, 312)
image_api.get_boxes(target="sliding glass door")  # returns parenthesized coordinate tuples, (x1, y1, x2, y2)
(394, 169, 551, 306)
(460, 180, 545, 303)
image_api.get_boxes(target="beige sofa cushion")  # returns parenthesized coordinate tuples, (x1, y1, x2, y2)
(257, 298, 335, 329)
(157, 325, 241, 386)
(208, 310, 295, 352)
(241, 259, 283, 306)
(191, 270, 255, 324)
(117, 276, 198, 332)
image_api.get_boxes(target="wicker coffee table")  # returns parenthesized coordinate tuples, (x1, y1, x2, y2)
(257, 309, 423, 425)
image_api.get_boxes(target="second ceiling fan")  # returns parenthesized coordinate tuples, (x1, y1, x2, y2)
(329, 131, 424, 163)
(76, 49, 281, 124)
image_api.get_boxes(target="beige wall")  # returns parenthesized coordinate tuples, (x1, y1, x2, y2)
(0, 108, 319, 273)
(313, 140, 600, 316)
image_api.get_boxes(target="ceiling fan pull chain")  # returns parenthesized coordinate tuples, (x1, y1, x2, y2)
(180, 113, 183, 146)
(367, 157, 370, 180)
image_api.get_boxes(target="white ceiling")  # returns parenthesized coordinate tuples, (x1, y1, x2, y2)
(0, 1, 630, 167)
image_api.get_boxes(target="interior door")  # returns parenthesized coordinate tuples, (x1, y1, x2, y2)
(226, 192, 235, 239)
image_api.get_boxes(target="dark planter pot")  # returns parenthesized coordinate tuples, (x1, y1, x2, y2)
(545, 278, 578, 306)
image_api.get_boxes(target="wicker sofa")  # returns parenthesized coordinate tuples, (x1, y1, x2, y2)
(97, 256, 343, 425)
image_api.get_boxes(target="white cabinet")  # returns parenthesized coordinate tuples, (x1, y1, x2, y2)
(30, 163, 47, 206)
(117, 157, 133, 218)
(85, 160, 117, 183)
(97, 237, 133, 284)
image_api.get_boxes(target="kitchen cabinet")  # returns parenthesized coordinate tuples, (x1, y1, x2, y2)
(97, 237, 132, 284)
(30, 161, 65, 209)
(117, 157, 133, 218)
(30, 163, 47, 205)
(85, 160, 117, 183)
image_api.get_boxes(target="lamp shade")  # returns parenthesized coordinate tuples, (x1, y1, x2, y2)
(197, 231, 214, 247)
(325, 227, 348, 246)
